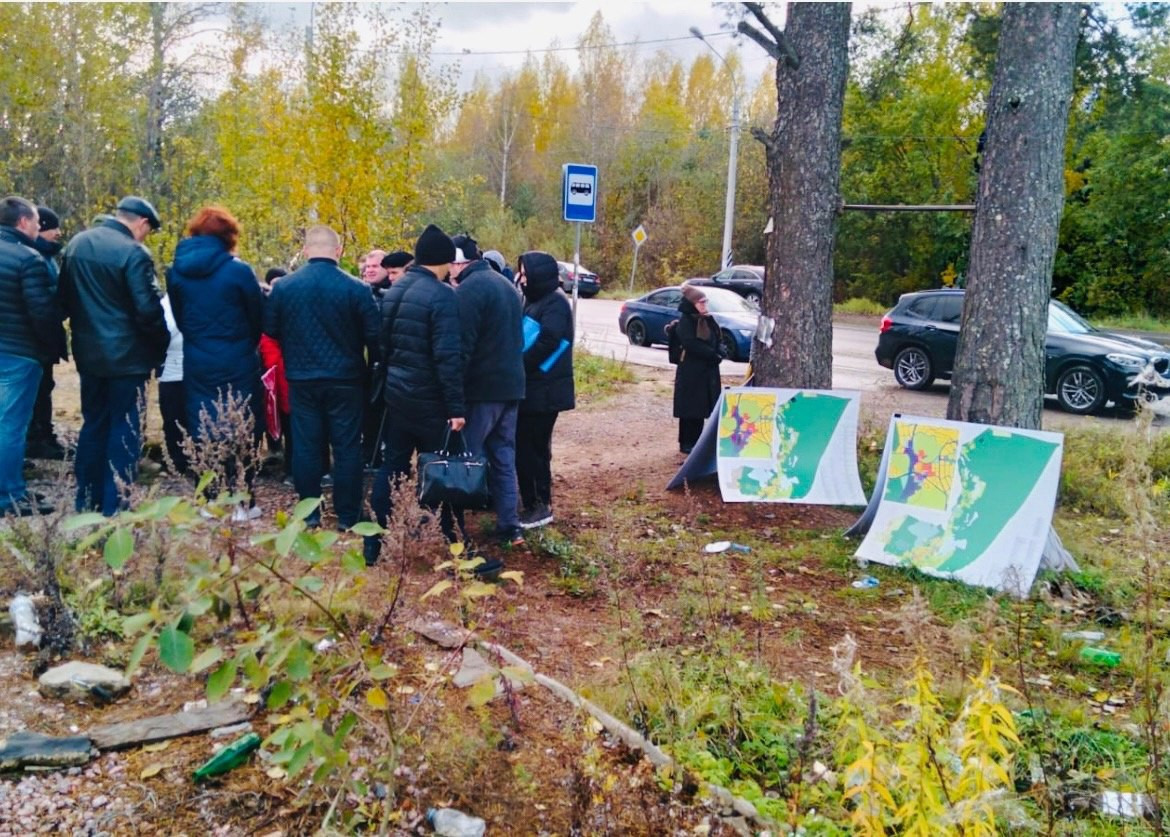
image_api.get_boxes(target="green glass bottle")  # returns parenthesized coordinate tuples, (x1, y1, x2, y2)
(1078, 647, 1121, 668)
(193, 732, 261, 781)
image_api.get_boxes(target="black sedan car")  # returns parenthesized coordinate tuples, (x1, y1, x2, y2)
(557, 261, 601, 298)
(685, 264, 765, 305)
(618, 285, 757, 361)
(875, 288, 1170, 414)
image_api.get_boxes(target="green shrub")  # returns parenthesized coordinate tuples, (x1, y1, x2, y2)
(833, 297, 887, 316)
(574, 350, 636, 401)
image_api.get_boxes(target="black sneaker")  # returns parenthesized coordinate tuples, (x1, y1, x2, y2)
(363, 536, 381, 567)
(25, 439, 67, 460)
(518, 504, 553, 530)
(472, 557, 505, 581)
(1, 493, 55, 517)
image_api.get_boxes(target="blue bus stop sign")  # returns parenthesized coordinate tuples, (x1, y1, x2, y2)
(563, 164, 597, 223)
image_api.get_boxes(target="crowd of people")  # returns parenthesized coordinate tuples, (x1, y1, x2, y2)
(0, 194, 576, 576)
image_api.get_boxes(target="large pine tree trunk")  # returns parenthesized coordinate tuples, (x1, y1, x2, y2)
(947, 3, 1080, 428)
(753, 2, 851, 389)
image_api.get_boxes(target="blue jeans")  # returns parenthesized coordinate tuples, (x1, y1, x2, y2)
(288, 380, 364, 527)
(75, 373, 148, 516)
(0, 353, 43, 503)
(463, 400, 520, 533)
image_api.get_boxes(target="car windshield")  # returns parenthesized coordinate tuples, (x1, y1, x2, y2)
(701, 288, 757, 314)
(1047, 300, 1094, 335)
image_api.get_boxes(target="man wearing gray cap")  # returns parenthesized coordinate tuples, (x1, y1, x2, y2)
(60, 196, 169, 515)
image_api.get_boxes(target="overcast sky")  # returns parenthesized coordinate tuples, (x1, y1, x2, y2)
(264, 1, 780, 91)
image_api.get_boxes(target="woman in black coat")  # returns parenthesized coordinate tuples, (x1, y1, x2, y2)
(516, 250, 574, 529)
(673, 284, 723, 453)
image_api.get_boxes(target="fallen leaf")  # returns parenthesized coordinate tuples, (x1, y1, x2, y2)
(266, 767, 287, 780)
(242, 692, 261, 704)
(396, 685, 416, 695)
(424, 662, 440, 673)
(643, 609, 666, 618)
(140, 763, 164, 779)
(143, 741, 170, 753)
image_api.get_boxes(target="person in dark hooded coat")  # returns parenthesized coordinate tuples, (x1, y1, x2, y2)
(514, 250, 574, 529)
(167, 206, 263, 517)
(673, 284, 723, 453)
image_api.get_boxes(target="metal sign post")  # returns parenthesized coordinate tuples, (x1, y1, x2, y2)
(629, 224, 647, 291)
(563, 163, 597, 324)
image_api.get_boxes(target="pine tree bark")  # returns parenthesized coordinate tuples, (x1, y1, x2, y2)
(947, 3, 1081, 428)
(752, 2, 851, 389)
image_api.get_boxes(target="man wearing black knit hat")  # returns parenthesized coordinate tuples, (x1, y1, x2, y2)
(25, 206, 68, 460)
(365, 224, 467, 565)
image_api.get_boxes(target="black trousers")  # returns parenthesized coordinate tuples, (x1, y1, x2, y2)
(369, 413, 464, 543)
(678, 418, 703, 452)
(289, 380, 364, 527)
(516, 411, 559, 510)
(26, 361, 55, 443)
(158, 380, 190, 474)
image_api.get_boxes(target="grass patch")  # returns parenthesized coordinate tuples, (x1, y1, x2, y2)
(573, 349, 636, 401)
(1090, 311, 1170, 333)
(833, 297, 887, 316)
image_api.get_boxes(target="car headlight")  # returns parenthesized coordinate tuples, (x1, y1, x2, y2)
(1106, 353, 1146, 368)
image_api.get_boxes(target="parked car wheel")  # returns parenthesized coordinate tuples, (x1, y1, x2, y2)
(1056, 364, 1105, 414)
(893, 346, 934, 390)
(720, 330, 739, 362)
(626, 318, 649, 347)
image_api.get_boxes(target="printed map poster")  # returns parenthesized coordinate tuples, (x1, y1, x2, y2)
(716, 388, 866, 505)
(854, 414, 1064, 595)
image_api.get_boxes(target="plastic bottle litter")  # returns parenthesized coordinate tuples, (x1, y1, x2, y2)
(193, 732, 261, 781)
(852, 575, 880, 589)
(426, 807, 486, 837)
(703, 541, 751, 554)
(1062, 630, 1106, 642)
(9, 594, 42, 648)
(1078, 647, 1121, 668)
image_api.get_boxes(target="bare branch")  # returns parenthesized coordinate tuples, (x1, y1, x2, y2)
(737, 20, 782, 62)
(750, 125, 776, 154)
(742, 2, 800, 68)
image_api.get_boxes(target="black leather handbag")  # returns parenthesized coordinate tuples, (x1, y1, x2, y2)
(417, 428, 492, 509)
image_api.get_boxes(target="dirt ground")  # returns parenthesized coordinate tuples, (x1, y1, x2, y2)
(0, 359, 1076, 834)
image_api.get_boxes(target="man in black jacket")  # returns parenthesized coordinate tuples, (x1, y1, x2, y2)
(60, 196, 168, 516)
(365, 224, 466, 564)
(452, 234, 526, 546)
(264, 225, 380, 529)
(0, 197, 64, 516)
(25, 206, 67, 460)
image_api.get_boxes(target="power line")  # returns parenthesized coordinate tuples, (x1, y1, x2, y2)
(407, 29, 737, 58)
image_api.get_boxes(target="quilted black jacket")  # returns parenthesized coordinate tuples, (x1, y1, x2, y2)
(262, 257, 380, 383)
(519, 255, 575, 415)
(0, 226, 65, 363)
(379, 265, 466, 420)
(59, 219, 168, 377)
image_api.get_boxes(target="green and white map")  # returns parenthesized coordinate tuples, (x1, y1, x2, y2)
(716, 388, 866, 505)
(855, 415, 1063, 594)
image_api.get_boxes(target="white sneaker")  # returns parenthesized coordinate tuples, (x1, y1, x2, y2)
(231, 504, 263, 523)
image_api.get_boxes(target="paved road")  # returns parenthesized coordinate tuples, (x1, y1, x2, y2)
(573, 297, 887, 391)
(572, 297, 1167, 429)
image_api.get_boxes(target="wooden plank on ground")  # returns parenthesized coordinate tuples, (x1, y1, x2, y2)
(86, 700, 252, 751)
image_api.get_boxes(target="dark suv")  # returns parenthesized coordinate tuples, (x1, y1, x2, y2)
(875, 289, 1170, 415)
(685, 265, 764, 305)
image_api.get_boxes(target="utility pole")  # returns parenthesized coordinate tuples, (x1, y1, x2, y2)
(690, 27, 739, 270)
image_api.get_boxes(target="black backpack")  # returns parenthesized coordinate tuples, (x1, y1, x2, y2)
(666, 319, 682, 364)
